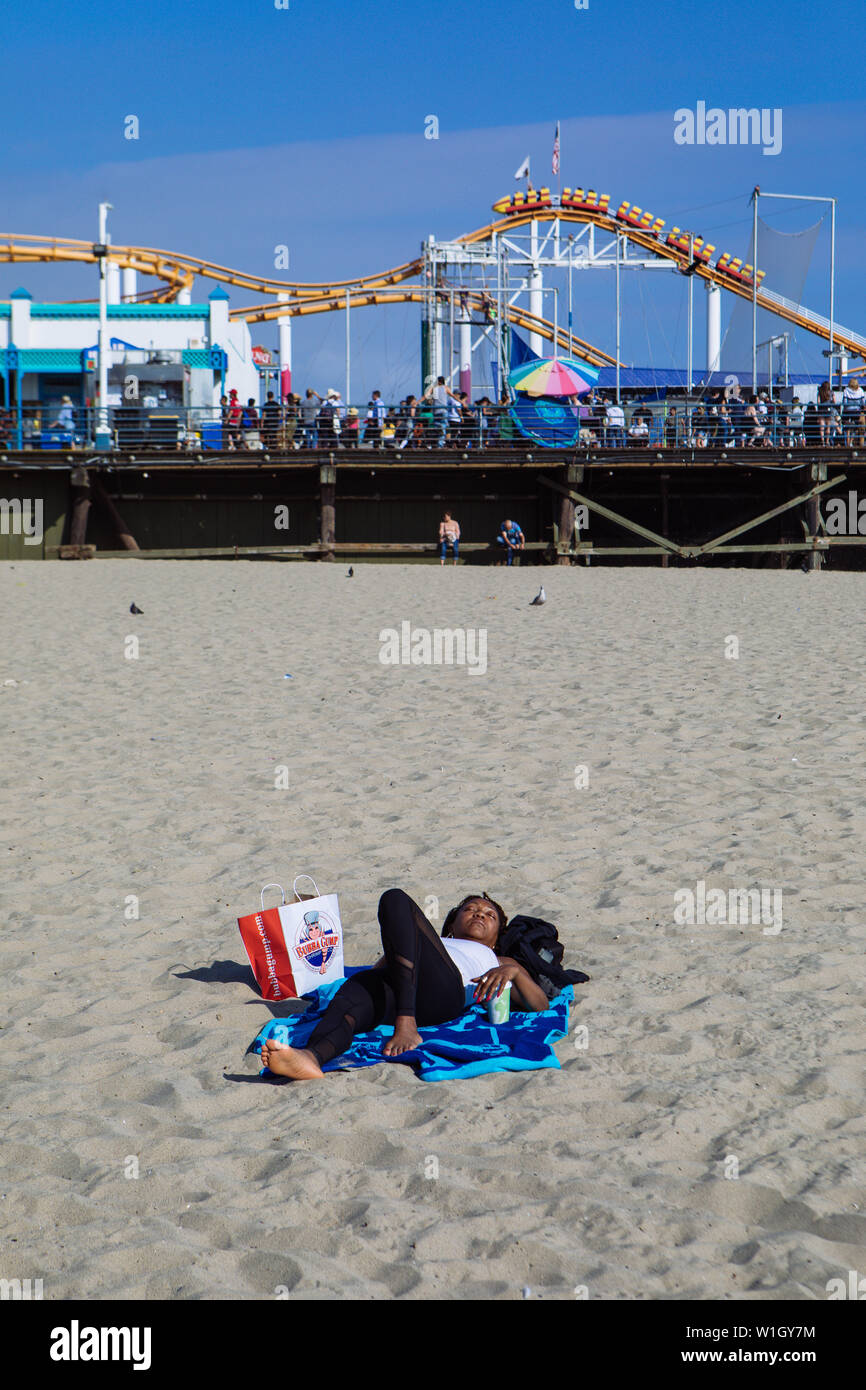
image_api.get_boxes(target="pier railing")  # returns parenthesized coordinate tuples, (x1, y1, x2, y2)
(0, 400, 857, 456)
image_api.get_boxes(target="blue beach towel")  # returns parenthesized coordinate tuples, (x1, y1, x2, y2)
(250, 969, 574, 1082)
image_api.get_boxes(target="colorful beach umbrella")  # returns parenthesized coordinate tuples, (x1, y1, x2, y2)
(508, 355, 599, 398)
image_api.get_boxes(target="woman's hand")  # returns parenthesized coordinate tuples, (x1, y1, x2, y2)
(471, 962, 519, 1003)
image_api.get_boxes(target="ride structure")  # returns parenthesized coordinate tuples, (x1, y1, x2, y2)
(2, 184, 864, 401)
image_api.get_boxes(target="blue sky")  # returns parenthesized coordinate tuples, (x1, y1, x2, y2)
(2, 0, 865, 398)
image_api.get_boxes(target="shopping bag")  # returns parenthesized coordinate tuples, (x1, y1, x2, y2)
(237, 876, 344, 1002)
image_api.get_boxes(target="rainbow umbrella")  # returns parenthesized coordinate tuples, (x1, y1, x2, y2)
(507, 355, 599, 398)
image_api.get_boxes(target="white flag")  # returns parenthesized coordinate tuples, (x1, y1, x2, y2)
(514, 156, 531, 180)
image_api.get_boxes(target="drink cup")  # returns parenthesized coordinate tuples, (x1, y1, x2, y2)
(487, 981, 511, 1025)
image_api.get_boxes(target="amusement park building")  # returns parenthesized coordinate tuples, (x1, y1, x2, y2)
(0, 286, 260, 426)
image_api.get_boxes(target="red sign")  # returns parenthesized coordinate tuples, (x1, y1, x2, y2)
(251, 345, 272, 367)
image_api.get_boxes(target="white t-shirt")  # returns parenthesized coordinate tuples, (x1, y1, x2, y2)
(441, 936, 499, 986)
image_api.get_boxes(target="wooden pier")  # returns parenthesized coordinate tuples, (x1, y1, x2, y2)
(2, 445, 866, 568)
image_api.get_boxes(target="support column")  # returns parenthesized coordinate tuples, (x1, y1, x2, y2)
(107, 262, 121, 304)
(433, 321, 443, 383)
(706, 281, 721, 378)
(278, 293, 292, 400)
(459, 303, 472, 400)
(660, 472, 670, 569)
(121, 267, 137, 303)
(556, 462, 583, 563)
(320, 462, 336, 559)
(528, 220, 543, 357)
(91, 475, 140, 549)
(68, 467, 91, 546)
(807, 464, 826, 572)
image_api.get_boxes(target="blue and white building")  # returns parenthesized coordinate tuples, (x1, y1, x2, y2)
(0, 280, 260, 444)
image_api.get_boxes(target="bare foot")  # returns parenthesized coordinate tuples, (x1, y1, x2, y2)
(382, 1016, 422, 1057)
(259, 1040, 324, 1080)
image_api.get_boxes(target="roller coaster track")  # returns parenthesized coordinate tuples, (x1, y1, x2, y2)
(2, 195, 864, 365)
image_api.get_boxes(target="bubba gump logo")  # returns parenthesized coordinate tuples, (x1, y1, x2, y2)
(293, 909, 340, 974)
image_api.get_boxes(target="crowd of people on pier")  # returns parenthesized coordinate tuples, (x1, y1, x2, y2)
(217, 382, 515, 453)
(3, 379, 861, 454)
(211, 378, 866, 454)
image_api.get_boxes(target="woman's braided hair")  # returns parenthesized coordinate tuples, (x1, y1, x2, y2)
(441, 892, 508, 949)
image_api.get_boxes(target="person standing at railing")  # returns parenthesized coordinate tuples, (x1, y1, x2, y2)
(226, 389, 243, 450)
(343, 407, 360, 448)
(816, 381, 834, 448)
(49, 395, 75, 433)
(396, 395, 418, 450)
(476, 396, 495, 450)
(664, 406, 679, 449)
(364, 390, 386, 450)
(727, 392, 746, 447)
(497, 391, 515, 447)
(242, 398, 261, 450)
(261, 390, 282, 451)
(843, 377, 865, 446)
(627, 411, 650, 447)
(454, 392, 472, 448)
(327, 388, 345, 443)
(744, 396, 767, 448)
(300, 389, 322, 448)
(716, 398, 732, 446)
(423, 376, 462, 447)
(604, 397, 626, 449)
(787, 398, 806, 448)
(445, 392, 461, 448)
(284, 393, 300, 451)
(318, 392, 339, 448)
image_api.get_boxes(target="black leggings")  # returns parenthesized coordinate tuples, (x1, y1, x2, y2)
(305, 888, 465, 1066)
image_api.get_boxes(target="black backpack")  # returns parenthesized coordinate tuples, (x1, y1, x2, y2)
(499, 914, 590, 1001)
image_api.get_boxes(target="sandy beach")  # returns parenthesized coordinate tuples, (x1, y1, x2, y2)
(1, 558, 864, 1301)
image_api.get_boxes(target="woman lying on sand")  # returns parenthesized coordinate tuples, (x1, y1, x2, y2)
(260, 887, 549, 1080)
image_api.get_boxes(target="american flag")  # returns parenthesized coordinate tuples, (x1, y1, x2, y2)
(552, 122, 560, 176)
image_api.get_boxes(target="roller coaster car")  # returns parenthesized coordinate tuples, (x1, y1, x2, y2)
(615, 202, 656, 230)
(692, 238, 715, 263)
(665, 227, 692, 253)
(492, 191, 526, 215)
(493, 188, 552, 216)
(562, 189, 611, 213)
(714, 253, 765, 285)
